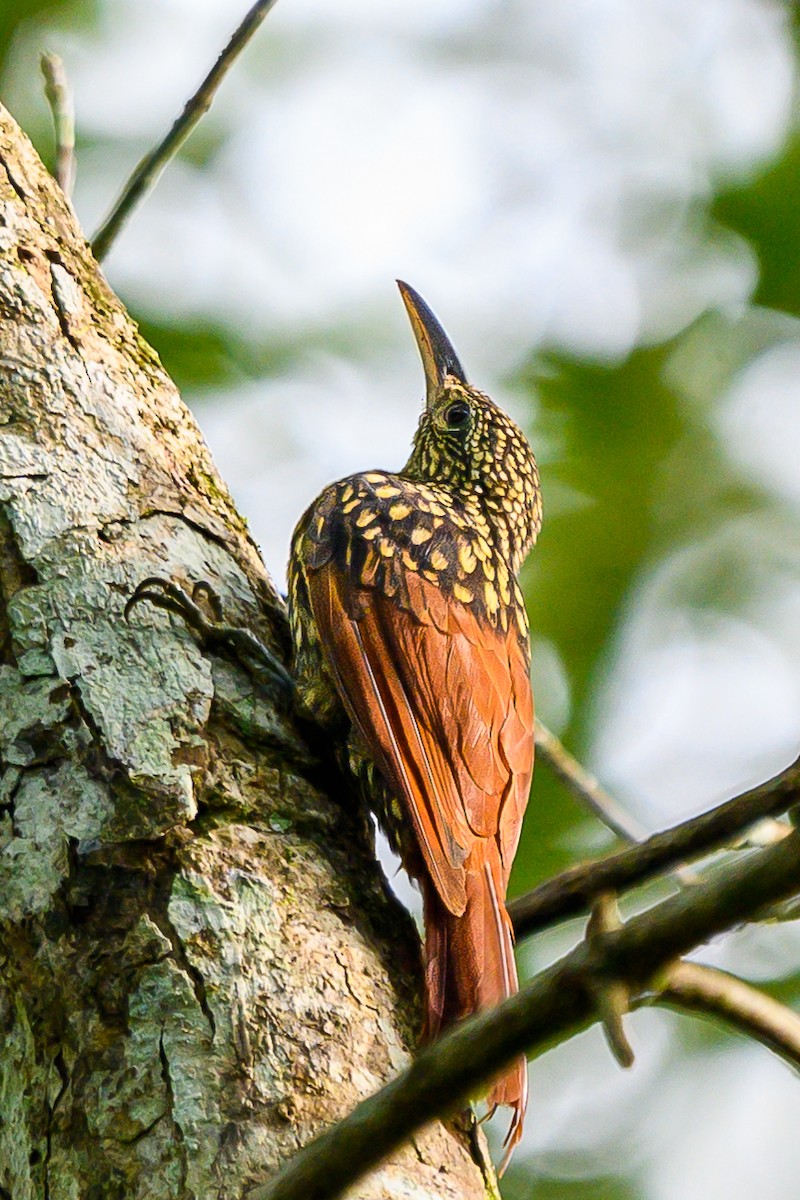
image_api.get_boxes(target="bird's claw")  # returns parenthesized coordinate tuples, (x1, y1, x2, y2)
(125, 575, 295, 706)
(190, 579, 224, 622)
(124, 576, 223, 639)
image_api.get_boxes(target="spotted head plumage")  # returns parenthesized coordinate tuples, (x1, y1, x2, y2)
(294, 284, 542, 644)
(397, 282, 542, 575)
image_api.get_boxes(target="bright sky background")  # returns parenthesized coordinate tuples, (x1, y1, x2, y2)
(6, 1, 800, 1193)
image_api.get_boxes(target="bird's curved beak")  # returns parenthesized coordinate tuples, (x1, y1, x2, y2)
(397, 280, 468, 409)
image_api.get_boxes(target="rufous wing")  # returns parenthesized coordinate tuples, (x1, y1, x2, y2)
(304, 553, 533, 1162)
(304, 558, 533, 916)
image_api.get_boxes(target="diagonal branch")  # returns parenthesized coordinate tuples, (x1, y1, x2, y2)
(653, 961, 800, 1070)
(520, 729, 800, 1072)
(508, 752, 800, 939)
(246, 828, 800, 1200)
(535, 718, 700, 887)
(534, 718, 651, 842)
(91, 0, 279, 261)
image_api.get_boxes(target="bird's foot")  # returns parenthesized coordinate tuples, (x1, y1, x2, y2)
(126, 577, 295, 708)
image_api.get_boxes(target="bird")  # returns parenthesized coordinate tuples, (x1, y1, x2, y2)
(287, 281, 542, 1170)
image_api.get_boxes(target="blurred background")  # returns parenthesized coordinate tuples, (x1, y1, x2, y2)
(4, 0, 800, 1195)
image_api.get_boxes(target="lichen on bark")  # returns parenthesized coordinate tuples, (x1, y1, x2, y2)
(0, 106, 492, 1199)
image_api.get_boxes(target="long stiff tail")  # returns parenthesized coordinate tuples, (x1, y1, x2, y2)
(422, 858, 528, 1173)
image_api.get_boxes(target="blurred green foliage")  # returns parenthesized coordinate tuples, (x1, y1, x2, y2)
(713, 7, 800, 319)
(715, 131, 800, 318)
(0, 0, 87, 80)
(504, 1175, 640, 1200)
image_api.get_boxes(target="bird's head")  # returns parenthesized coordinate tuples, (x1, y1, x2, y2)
(397, 281, 542, 568)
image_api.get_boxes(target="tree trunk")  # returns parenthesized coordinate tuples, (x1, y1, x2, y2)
(0, 106, 492, 1200)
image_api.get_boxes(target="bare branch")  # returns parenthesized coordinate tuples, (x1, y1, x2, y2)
(536, 718, 702, 884)
(246, 828, 800, 1200)
(91, 0, 279, 261)
(530, 730, 800, 1065)
(509, 753, 800, 939)
(532, 727, 800, 1064)
(586, 892, 634, 1067)
(40, 52, 75, 198)
(654, 961, 800, 1071)
(535, 718, 651, 842)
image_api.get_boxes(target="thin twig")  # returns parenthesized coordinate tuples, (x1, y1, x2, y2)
(535, 718, 699, 885)
(508, 753, 800, 939)
(535, 718, 651, 842)
(40, 53, 75, 198)
(247, 829, 800, 1200)
(654, 961, 800, 1071)
(586, 893, 634, 1067)
(530, 728, 800, 1078)
(91, 0, 280, 261)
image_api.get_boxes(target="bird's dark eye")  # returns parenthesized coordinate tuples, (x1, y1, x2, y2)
(444, 401, 470, 429)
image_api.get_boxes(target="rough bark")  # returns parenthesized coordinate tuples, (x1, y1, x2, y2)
(0, 106, 492, 1200)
